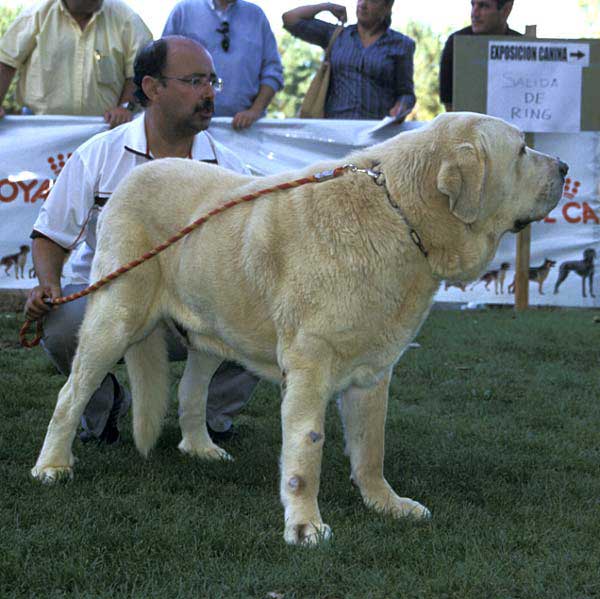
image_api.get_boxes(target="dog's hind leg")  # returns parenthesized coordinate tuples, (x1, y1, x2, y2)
(554, 266, 568, 294)
(31, 298, 138, 483)
(339, 370, 430, 521)
(177, 350, 231, 460)
(125, 324, 169, 457)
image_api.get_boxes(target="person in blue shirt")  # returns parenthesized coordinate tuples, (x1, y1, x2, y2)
(163, 0, 284, 129)
(283, 0, 416, 120)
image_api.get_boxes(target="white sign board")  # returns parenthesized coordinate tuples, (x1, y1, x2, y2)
(487, 41, 589, 133)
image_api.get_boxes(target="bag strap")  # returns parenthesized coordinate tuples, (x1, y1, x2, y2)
(325, 24, 344, 60)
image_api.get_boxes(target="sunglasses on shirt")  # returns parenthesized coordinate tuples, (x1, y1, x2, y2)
(216, 21, 230, 52)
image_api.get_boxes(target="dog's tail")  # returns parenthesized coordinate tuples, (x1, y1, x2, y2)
(125, 325, 169, 457)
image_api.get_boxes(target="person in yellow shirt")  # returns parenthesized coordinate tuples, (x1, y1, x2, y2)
(0, 0, 152, 128)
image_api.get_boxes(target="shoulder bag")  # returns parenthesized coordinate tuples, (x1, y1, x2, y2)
(299, 25, 344, 119)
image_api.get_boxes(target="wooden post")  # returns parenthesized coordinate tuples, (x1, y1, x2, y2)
(514, 25, 537, 312)
(514, 205, 531, 311)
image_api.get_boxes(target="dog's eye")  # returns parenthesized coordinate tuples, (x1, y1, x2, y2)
(519, 145, 527, 156)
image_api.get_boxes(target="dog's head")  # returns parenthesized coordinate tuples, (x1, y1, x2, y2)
(584, 248, 596, 261)
(19, 245, 30, 254)
(542, 258, 557, 268)
(432, 113, 566, 231)
(362, 113, 567, 281)
(381, 113, 566, 280)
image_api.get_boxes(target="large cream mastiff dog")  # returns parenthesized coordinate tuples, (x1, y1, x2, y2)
(32, 113, 567, 544)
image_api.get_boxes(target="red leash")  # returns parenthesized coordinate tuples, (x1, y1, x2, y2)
(19, 165, 352, 348)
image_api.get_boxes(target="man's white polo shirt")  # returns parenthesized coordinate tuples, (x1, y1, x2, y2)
(33, 114, 249, 284)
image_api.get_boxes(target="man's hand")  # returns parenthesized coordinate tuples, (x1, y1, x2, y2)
(24, 283, 61, 322)
(104, 106, 133, 129)
(389, 99, 411, 123)
(232, 108, 262, 130)
(327, 3, 347, 22)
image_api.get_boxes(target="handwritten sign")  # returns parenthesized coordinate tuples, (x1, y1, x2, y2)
(487, 41, 589, 132)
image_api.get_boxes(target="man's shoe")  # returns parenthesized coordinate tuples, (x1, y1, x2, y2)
(79, 375, 124, 445)
(98, 375, 124, 445)
(207, 424, 235, 443)
(78, 429, 99, 444)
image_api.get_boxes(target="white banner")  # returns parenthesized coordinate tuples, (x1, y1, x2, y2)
(1, 115, 599, 307)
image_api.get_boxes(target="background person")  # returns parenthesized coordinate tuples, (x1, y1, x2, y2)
(162, 0, 284, 130)
(282, 0, 416, 120)
(0, 0, 152, 128)
(24, 37, 259, 444)
(439, 0, 520, 112)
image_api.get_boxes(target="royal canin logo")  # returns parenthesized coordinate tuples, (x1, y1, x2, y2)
(0, 152, 72, 204)
(562, 178, 580, 200)
(544, 177, 598, 225)
(47, 153, 72, 177)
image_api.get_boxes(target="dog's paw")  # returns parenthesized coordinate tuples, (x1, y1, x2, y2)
(387, 497, 431, 520)
(30, 465, 73, 484)
(284, 521, 332, 546)
(366, 492, 431, 520)
(178, 438, 233, 462)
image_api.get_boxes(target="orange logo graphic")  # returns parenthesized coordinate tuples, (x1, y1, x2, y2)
(47, 153, 72, 177)
(562, 178, 580, 200)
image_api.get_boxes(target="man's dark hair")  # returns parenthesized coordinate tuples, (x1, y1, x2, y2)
(133, 39, 169, 107)
(383, 0, 395, 29)
(496, 0, 513, 8)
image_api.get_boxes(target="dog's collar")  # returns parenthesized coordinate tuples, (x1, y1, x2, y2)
(342, 163, 428, 259)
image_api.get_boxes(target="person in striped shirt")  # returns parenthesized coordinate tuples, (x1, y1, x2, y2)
(283, 1, 416, 120)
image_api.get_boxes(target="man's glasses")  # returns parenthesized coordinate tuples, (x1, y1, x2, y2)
(159, 73, 223, 93)
(216, 21, 230, 52)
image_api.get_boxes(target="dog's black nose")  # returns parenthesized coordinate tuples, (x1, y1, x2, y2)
(558, 160, 569, 178)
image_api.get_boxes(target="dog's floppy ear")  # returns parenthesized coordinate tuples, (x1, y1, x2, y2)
(437, 142, 485, 224)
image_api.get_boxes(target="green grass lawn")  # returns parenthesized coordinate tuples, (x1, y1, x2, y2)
(1, 308, 599, 599)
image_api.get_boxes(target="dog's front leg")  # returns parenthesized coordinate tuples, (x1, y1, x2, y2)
(280, 367, 332, 545)
(177, 350, 231, 461)
(339, 371, 430, 520)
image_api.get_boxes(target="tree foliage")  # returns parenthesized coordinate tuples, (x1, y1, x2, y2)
(270, 31, 322, 118)
(405, 21, 444, 121)
(271, 22, 445, 122)
(578, 0, 600, 35)
(0, 5, 22, 114)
